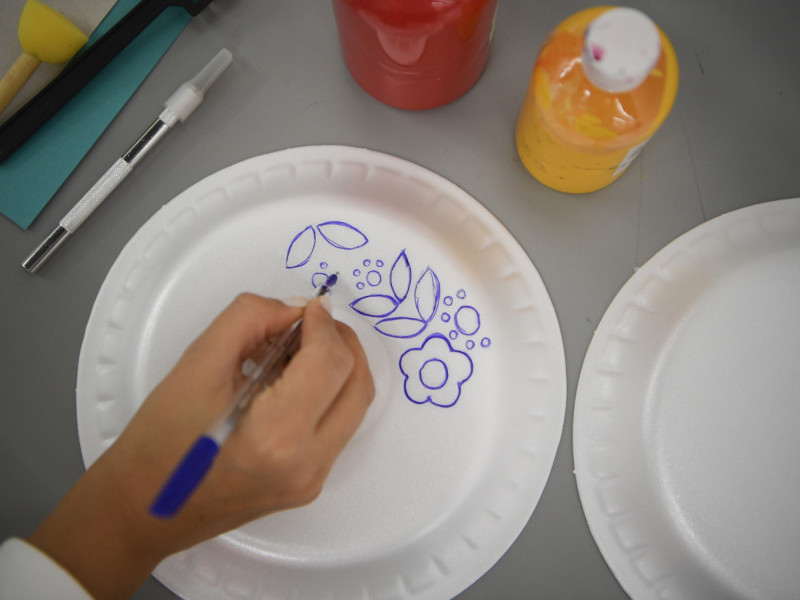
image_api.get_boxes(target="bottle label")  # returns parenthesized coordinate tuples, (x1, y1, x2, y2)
(614, 137, 650, 177)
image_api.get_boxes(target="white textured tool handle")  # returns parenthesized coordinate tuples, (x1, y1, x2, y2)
(60, 158, 132, 232)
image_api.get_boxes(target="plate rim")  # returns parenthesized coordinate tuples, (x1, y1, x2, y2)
(573, 197, 800, 600)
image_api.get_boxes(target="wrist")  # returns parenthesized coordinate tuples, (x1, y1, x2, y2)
(28, 452, 166, 600)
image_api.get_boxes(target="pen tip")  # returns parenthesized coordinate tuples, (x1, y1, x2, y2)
(325, 273, 339, 288)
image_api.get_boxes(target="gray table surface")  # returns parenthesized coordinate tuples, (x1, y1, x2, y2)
(2, 1, 799, 598)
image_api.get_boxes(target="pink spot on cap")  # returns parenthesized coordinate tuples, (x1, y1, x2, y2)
(591, 44, 605, 61)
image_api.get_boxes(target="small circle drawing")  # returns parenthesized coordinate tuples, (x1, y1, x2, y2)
(420, 358, 448, 390)
(366, 270, 382, 286)
(466, 340, 475, 350)
(456, 289, 467, 300)
(454, 306, 480, 336)
(441, 312, 451, 323)
(353, 268, 361, 277)
(443, 296, 453, 306)
(449, 330, 458, 340)
(481, 337, 491, 348)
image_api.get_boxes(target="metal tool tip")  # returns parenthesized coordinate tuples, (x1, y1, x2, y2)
(21, 226, 70, 274)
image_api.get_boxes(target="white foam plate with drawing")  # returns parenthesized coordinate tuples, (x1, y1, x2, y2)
(76, 146, 566, 600)
(573, 198, 800, 600)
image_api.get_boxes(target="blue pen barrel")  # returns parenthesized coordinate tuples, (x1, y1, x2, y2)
(150, 435, 220, 518)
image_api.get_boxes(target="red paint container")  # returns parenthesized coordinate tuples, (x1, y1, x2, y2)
(332, 0, 498, 110)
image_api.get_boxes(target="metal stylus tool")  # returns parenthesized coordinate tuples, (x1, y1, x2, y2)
(22, 48, 233, 273)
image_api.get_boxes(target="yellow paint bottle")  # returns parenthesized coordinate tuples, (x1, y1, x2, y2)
(515, 7, 678, 193)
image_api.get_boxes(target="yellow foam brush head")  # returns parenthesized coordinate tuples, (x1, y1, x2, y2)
(18, 0, 88, 64)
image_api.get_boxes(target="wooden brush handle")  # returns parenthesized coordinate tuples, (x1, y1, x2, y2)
(0, 52, 41, 116)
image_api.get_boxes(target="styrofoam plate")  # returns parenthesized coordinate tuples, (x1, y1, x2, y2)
(76, 146, 566, 600)
(574, 198, 800, 600)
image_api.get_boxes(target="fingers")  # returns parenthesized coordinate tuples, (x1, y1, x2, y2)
(123, 292, 374, 535)
(275, 297, 357, 421)
(314, 321, 375, 456)
(234, 297, 373, 477)
(180, 294, 304, 381)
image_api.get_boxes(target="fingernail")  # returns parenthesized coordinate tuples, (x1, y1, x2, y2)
(318, 295, 333, 315)
(282, 296, 308, 308)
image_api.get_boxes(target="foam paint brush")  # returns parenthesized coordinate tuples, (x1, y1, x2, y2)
(0, 0, 88, 116)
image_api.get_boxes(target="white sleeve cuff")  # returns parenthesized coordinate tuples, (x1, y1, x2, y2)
(0, 537, 93, 600)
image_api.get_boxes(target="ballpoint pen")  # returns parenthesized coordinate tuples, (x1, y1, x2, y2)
(21, 47, 233, 273)
(150, 273, 339, 518)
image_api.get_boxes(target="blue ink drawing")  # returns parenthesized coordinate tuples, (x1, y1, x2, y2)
(285, 225, 316, 268)
(366, 270, 381, 286)
(349, 294, 398, 318)
(349, 248, 440, 340)
(286, 222, 369, 269)
(413, 267, 440, 323)
(285, 219, 490, 408)
(389, 250, 411, 302)
(312, 272, 330, 288)
(454, 305, 480, 336)
(372, 259, 439, 339)
(317, 221, 369, 250)
(399, 334, 473, 407)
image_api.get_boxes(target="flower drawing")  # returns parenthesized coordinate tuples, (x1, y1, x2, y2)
(283, 218, 490, 411)
(399, 333, 473, 408)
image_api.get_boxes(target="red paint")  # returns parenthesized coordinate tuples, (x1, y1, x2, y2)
(332, 0, 497, 110)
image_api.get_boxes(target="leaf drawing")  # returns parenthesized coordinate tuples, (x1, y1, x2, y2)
(285, 225, 316, 268)
(414, 267, 440, 323)
(316, 221, 369, 250)
(390, 250, 411, 302)
(350, 294, 398, 318)
(374, 317, 427, 339)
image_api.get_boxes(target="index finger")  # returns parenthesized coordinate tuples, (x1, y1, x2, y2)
(179, 294, 304, 385)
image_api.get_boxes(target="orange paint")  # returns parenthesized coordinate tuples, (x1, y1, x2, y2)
(515, 7, 679, 193)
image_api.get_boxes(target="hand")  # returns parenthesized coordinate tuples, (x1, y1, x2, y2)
(28, 294, 374, 600)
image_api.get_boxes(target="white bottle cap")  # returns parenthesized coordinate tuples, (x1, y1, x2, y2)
(581, 8, 661, 93)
